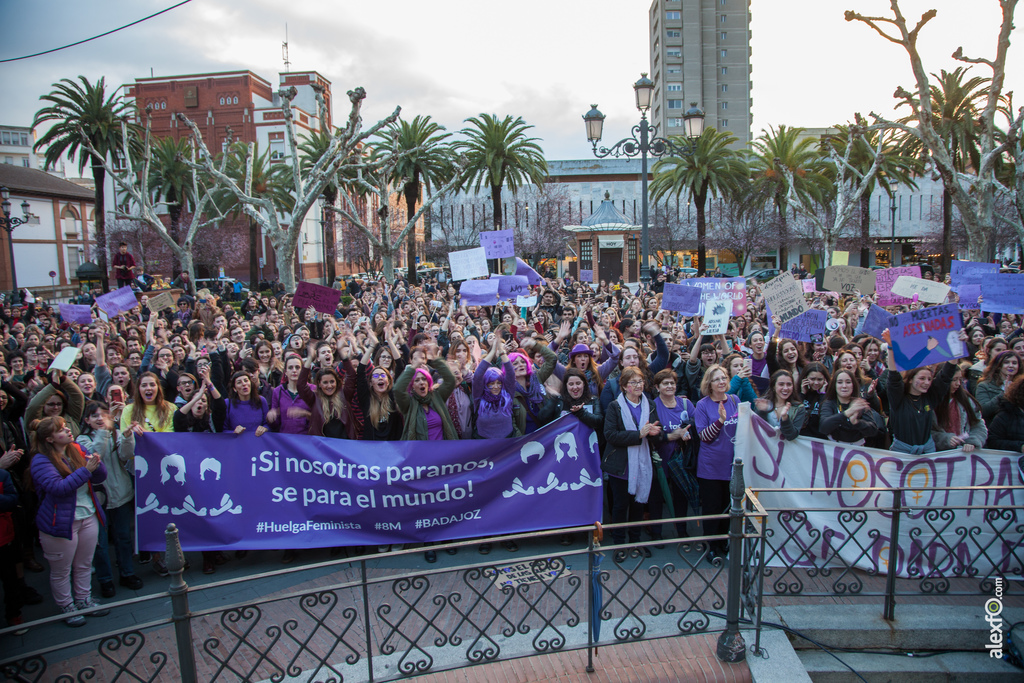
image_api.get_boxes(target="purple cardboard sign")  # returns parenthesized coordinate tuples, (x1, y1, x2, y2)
(134, 416, 602, 550)
(292, 281, 341, 314)
(579, 269, 594, 283)
(950, 260, 998, 293)
(957, 285, 982, 311)
(515, 258, 544, 286)
(660, 282, 704, 315)
(875, 266, 921, 306)
(490, 274, 530, 301)
(95, 286, 138, 317)
(479, 229, 515, 259)
(888, 303, 967, 371)
(459, 279, 500, 306)
(59, 303, 93, 325)
(778, 309, 827, 343)
(858, 304, 892, 339)
(979, 273, 1024, 314)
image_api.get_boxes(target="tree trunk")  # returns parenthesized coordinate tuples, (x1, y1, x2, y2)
(942, 189, 953, 274)
(405, 176, 419, 285)
(272, 233, 300, 293)
(859, 193, 871, 267)
(249, 217, 259, 290)
(324, 188, 337, 285)
(489, 183, 503, 274)
(381, 248, 395, 283)
(696, 184, 708, 275)
(91, 163, 110, 292)
(778, 205, 789, 273)
(168, 204, 183, 276)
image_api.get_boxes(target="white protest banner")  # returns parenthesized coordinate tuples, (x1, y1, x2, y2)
(875, 266, 921, 306)
(23, 289, 35, 304)
(516, 295, 537, 308)
(736, 403, 1023, 578)
(702, 297, 732, 335)
(449, 247, 489, 282)
(890, 275, 951, 304)
(979, 273, 1024, 314)
(479, 229, 515, 259)
(761, 272, 807, 323)
(823, 266, 876, 295)
(678, 277, 747, 316)
(48, 347, 82, 372)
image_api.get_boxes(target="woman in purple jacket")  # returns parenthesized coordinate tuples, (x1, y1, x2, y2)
(268, 354, 312, 435)
(224, 371, 269, 436)
(694, 364, 739, 560)
(30, 415, 110, 627)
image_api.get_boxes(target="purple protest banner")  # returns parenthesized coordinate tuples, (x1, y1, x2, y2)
(660, 282, 703, 315)
(676, 277, 747, 316)
(979, 273, 1024, 314)
(950, 260, 998, 293)
(95, 286, 138, 317)
(858, 304, 893, 339)
(887, 303, 967, 371)
(875, 266, 921, 306)
(957, 285, 982, 311)
(59, 303, 93, 325)
(133, 416, 602, 550)
(778, 309, 827, 343)
(490, 274, 530, 301)
(459, 278, 500, 305)
(515, 258, 544, 286)
(479, 229, 515, 259)
(579, 269, 594, 283)
(293, 281, 341, 313)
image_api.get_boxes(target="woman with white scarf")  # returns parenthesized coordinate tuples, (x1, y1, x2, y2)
(602, 366, 662, 562)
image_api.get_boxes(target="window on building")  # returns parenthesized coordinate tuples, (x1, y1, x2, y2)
(668, 118, 683, 127)
(161, 101, 166, 109)
(721, 14, 727, 23)
(666, 10, 680, 19)
(721, 31, 727, 40)
(667, 66, 681, 74)
(580, 239, 593, 268)
(668, 100, 683, 109)
(721, 119, 729, 127)
(667, 48, 681, 58)
(721, 84, 728, 92)
(21, 158, 28, 167)
(20, 133, 28, 146)
(628, 238, 638, 261)
(3, 157, 11, 165)
(666, 29, 680, 38)
(721, 66, 728, 75)
(721, 49, 727, 57)
(1, 132, 9, 144)
(233, 96, 238, 104)
(667, 83, 682, 91)
(219, 97, 225, 105)
(721, 102, 728, 109)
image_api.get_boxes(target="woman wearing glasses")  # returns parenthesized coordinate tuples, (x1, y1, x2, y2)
(694, 364, 739, 560)
(602, 366, 663, 561)
(355, 329, 403, 442)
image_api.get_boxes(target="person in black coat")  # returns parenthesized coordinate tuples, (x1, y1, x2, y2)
(550, 368, 603, 545)
(987, 376, 1024, 455)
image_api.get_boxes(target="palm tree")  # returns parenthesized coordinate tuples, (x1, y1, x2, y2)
(33, 76, 134, 292)
(747, 125, 827, 272)
(147, 136, 196, 275)
(215, 143, 293, 287)
(378, 115, 452, 284)
(298, 129, 343, 284)
(899, 67, 986, 271)
(650, 127, 748, 274)
(455, 114, 547, 267)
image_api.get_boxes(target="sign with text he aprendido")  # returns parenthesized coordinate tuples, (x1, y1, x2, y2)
(292, 281, 341, 314)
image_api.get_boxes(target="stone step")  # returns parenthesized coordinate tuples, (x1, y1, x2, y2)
(797, 649, 1021, 683)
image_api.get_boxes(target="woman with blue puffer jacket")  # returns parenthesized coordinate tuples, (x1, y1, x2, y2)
(30, 415, 109, 628)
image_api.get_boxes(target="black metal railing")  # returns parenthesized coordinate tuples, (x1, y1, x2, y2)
(743, 483, 1024, 653)
(0, 461, 759, 683)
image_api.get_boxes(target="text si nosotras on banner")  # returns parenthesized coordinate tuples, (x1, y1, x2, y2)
(133, 415, 602, 551)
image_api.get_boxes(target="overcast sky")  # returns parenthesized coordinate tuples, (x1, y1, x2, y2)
(2, 0, 1021, 172)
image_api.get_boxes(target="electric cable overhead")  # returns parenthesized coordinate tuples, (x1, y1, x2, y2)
(0, 0, 193, 63)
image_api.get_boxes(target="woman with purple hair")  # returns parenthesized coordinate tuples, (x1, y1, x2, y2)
(473, 340, 517, 439)
(509, 337, 557, 435)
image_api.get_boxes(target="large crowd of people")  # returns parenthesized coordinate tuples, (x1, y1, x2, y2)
(1, 264, 1023, 631)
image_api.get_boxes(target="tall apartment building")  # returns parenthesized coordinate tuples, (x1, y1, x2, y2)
(648, 0, 752, 148)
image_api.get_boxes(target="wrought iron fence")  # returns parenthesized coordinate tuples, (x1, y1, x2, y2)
(743, 483, 1024, 648)
(0, 461, 761, 683)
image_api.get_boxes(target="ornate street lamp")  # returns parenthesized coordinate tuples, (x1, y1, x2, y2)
(583, 76, 704, 284)
(1, 186, 32, 302)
